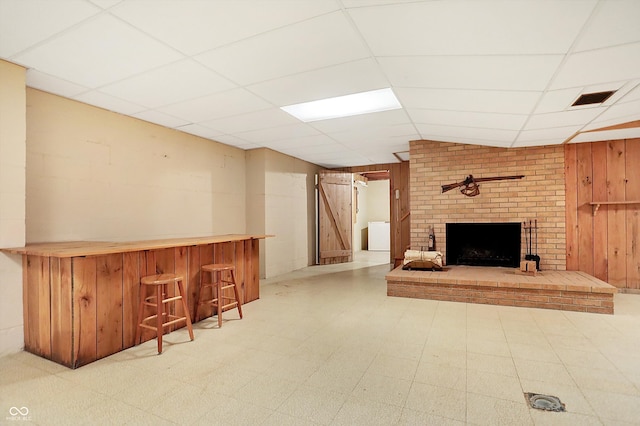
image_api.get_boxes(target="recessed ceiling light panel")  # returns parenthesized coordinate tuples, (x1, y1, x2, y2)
(281, 88, 402, 122)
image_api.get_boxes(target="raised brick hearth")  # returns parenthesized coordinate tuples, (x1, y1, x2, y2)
(386, 266, 616, 314)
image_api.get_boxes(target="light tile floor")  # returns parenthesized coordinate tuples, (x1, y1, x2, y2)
(2, 251, 640, 425)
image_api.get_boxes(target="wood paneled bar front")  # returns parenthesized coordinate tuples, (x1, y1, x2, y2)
(1, 234, 268, 369)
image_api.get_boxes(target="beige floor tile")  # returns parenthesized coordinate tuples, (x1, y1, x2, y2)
(508, 341, 561, 364)
(233, 374, 299, 410)
(466, 392, 533, 426)
(514, 358, 576, 386)
(528, 410, 603, 426)
(397, 408, 466, 425)
(193, 394, 274, 426)
(566, 365, 640, 396)
(467, 370, 524, 402)
(261, 411, 318, 426)
(405, 382, 467, 422)
(466, 335, 511, 357)
(199, 364, 260, 396)
(582, 388, 640, 424)
(276, 386, 349, 425)
(414, 362, 467, 391)
(351, 371, 412, 407)
(367, 353, 418, 381)
(420, 345, 467, 369)
(330, 395, 403, 425)
(467, 352, 517, 377)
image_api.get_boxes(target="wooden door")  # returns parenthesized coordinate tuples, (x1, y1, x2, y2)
(318, 171, 353, 264)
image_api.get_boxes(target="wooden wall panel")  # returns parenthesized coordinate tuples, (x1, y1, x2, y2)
(606, 140, 627, 287)
(592, 142, 609, 282)
(625, 141, 640, 289)
(122, 252, 140, 348)
(96, 254, 123, 359)
(566, 139, 640, 290)
(72, 256, 97, 368)
(187, 246, 200, 320)
(565, 144, 578, 270)
(50, 258, 72, 366)
(576, 143, 594, 275)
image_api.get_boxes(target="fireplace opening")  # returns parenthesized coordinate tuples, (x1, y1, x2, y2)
(446, 222, 521, 268)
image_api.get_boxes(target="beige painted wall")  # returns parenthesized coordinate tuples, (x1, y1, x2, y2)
(26, 89, 246, 242)
(0, 60, 27, 356)
(263, 149, 320, 277)
(366, 180, 390, 222)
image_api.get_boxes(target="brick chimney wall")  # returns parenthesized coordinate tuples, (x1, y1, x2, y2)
(409, 140, 566, 271)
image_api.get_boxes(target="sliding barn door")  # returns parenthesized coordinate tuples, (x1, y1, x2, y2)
(318, 171, 353, 265)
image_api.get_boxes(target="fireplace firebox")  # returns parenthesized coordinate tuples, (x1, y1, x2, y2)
(446, 222, 521, 268)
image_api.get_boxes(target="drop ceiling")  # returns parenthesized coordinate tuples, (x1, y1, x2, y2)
(1, 0, 639, 168)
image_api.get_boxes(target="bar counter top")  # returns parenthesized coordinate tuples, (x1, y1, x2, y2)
(1, 234, 271, 258)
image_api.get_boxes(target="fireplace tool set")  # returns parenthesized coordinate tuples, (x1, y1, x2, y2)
(524, 219, 540, 270)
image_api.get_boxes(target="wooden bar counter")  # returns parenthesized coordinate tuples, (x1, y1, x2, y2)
(2, 234, 268, 368)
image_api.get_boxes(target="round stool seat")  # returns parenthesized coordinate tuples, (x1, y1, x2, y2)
(141, 273, 184, 285)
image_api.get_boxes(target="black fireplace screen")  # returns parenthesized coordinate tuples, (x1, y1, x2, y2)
(446, 222, 521, 267)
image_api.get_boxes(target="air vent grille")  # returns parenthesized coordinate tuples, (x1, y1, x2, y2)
(572, 91, 616, 106)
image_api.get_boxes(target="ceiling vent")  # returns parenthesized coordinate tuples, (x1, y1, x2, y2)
(572, 90, 616, 106)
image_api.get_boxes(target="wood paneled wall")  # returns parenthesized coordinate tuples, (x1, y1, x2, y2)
(335, 162, 410, 265)
(565, 139, 640, 289)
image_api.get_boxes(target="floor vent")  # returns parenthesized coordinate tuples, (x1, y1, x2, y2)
(525, 393, 566, 412)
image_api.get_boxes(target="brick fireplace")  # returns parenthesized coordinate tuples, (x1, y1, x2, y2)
(409, 140, 566, 271)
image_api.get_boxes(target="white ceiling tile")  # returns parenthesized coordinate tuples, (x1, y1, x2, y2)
(379, 55, 563, 91)
(132, 110, 189, 128)
(617, 83, 640, 103)
(511, 139, 562, 148)
(0, 0, 100, 57)
(210, 134, 252, 149)
(247, 58, 389, 106)
(516, 126, 582, 143)
(586, 99, 640, 126)
(157, 88, 272, 123)
(394, 88, 540, 115)
(26, 69, 89, 98)
(533, 88, 584, 114)
(234, 123, 321, 144)
(408, 109, 527, 131)
(175, 124, 224, 140)
(194, 12, 369, 85)
(73, 90, 146, 115)
(89, 0, 123, 9)
(99, 59, 236, 108)
(550, 42, 640, 89)
(111, 0, 340, 56)
(524, 108, 604, 130)
(13, 14, 182, 87)
(574, 0, 640, 51)
(349, 0, 595, 55)
(571, 127, 640, 143)
(202, 108, 300, 135)
(415, 123, 518, 144)
(269, 135, 344, 152)
(310, 109, 411, 134)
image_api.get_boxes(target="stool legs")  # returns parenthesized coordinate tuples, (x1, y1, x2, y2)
(136, 275, 194, 354)
(196, 265, 243, 327)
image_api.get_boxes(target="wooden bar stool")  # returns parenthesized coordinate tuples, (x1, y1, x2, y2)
(196, 264, 243, 328)
(135, 273, 194, 354)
